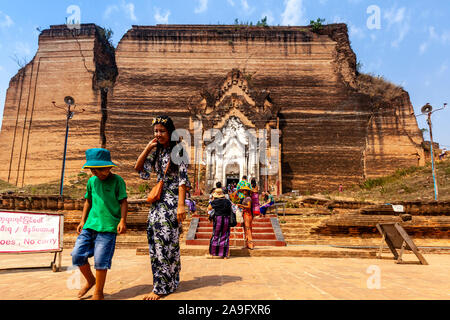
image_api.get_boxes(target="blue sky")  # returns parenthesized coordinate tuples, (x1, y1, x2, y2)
(0, 0, 449, 149)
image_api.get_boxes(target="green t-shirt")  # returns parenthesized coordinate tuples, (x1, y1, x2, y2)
(83, 174, 128, 233)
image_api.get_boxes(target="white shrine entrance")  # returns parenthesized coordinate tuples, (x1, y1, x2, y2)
(188, 69, 282, 194)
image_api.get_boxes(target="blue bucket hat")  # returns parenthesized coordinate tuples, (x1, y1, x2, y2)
(82, 148, 117, 169)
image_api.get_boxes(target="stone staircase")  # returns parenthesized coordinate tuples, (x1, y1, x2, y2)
(185, 214, 286, 247)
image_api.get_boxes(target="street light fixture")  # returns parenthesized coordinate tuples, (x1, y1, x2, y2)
(419, 102, 447, 201)
(53, 97, 84, 196)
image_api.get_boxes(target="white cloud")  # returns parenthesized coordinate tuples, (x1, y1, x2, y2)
(332, 16, 345, 23)
(123, 2, 137, 21)
(438, 61, 448, 75)
(281, 0, 305, 26)
(194, 0, 208, 14)
(383, 6, 410, 48)
(391, 23, 410, 47)
(241, 0, 250, 11)
(104, 2, 136, 21)
(103, 5, 119, 20)
(384, 7, 406, 27)
(14, 42, 32, 57)
(154, 8, 170, 24)
(0, 65, 3, 72)
(419, 42, 428, 55)
(227, 0, 235, 6)
(419, 27, 450, 55)
(0, 11, 14, 28)
(349, 23, 365, 40)
(240, 0, 254, 15)
(429, 26, 450, 45)
(442, 31, 450, 44)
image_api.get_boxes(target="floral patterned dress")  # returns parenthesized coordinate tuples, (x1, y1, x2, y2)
(139, 147, 191, 296)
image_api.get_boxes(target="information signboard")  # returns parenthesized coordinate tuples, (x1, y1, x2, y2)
(0, 210, 64, 271)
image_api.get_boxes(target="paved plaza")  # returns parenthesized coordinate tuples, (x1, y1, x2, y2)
(1, 248, 449, 300)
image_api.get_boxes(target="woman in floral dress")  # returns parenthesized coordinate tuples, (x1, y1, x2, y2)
(135, 115, 190, 300)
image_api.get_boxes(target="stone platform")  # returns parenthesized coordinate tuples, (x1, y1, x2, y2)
(1, 249, 450, 300)
(3, 196, 449, 258)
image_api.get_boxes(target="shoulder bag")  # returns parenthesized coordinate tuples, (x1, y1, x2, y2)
(229, 200, 237, 227)
(146, 160, 170, 204)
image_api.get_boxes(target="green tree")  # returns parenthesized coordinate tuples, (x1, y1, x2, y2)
(256, 16, 269, 27)
(310, 18, 326, 32)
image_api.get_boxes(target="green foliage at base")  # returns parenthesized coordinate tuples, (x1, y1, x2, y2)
(360, 166, 422, 190)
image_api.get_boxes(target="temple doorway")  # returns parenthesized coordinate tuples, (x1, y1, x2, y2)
(225, 162, 240, 189)
(226, 177, 239, 185)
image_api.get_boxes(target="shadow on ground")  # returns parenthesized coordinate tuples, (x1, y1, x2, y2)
(106, 275, 243, 300)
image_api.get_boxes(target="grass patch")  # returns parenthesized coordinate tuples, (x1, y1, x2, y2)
(0, 171, 91, 199)
(0, 179, 17, 193)
(360, 166, 422, 190)
(338, 159, 450, 202)
(356, 73, 405, 104)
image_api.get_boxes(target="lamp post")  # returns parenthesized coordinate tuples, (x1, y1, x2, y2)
(420, 103, 447, 201)
(53, 96, 84, 196)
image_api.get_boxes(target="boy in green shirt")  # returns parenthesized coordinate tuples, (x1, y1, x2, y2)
(71, 148, 128, 300)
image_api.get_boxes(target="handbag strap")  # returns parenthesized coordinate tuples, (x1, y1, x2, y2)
(156, 149, 171, 179)
(162, 159, 170, 177)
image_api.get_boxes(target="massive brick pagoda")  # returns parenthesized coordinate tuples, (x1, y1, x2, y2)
(0, 23, 425, 194)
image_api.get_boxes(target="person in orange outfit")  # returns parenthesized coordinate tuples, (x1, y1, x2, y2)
(237, 186, 254, 250)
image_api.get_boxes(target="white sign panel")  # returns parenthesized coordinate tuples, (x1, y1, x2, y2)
(0, 211, 62, 253)
(391, 205, 405, 213)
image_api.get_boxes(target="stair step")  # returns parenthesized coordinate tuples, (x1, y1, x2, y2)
(195, 232, 276, 240)
(196, 233, 244, 240)
(196, 216, 275, 221)
(186, 239, 286, 246)
(197, 227, 274, 233)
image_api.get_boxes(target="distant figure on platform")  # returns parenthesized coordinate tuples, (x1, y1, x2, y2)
(339, 184, 344, 193)
(237, 186, 254, 250)
(259, 191, 274, 217)
(236, 176, 251, 201)
(210, 181, 224, 202)
(185, 191, 196, 215)
(207, 188, 232, 259)
(250, 178, 261, 218)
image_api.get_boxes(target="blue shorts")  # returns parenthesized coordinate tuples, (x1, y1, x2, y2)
(71, 229, 117, 270)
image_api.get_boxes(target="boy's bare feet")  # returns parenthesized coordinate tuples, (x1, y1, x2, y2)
(92, 292, 105, 300)
(143, 292, 164, 300)
(78, 281, 96, 299)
